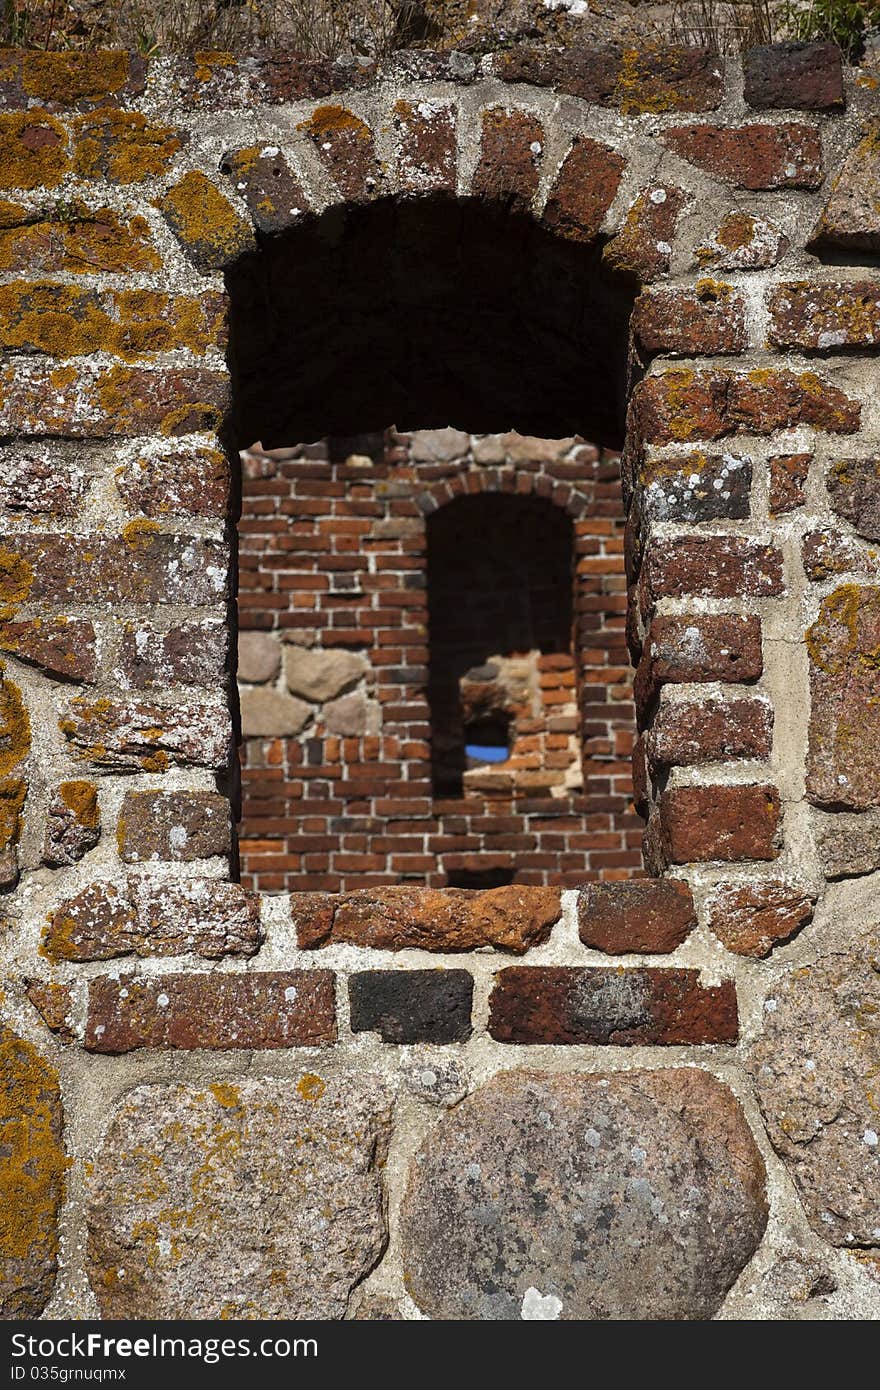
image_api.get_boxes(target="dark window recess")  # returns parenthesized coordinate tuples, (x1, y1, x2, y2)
(445, 868, 516, 890)
(464, 714, 511, 764)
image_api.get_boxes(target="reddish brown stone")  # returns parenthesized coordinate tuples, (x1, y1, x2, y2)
(298, 106, 382, 202)
(72, 110, 183, 183)
(43, 881, 136, 961)
(640, 451, 752, 523)
(806, 584, 880, 808)
(2, 534, 228, 607)
(118, 620, 228, 690)
(662, 123, 823, 190)
(768, 280, 880, 351)
(603, 185, 687, 282)
(58, 694, 230, 773)
(220, 145, 310, 232)
(43, 780, 100, 867)
(826, 456, 880, 540)
(488, 966, 738, 1044)
(0, 450, 88, 514)
(578, 878, 695, 954)
(802, 528, 880, 582)
(632, 282, 747, 357)
(25, 980, 75, 1042)
(497, 44, 722, 112)
(810, 124, 880, 254)
(117, 790, 231, 863)
(392, 99, 456, 194)
(635, 614, 764, 713)
(472, 108, 543, 214)
(0, 618, 96, 682)
(743, 42, 843, 111)
(0, 361, 228, 437)
(632, 368, 860, 446)
(84, 970, 336, 1052)
(769, 452, 812, 515)
(649, 696, 773, 768)
(295, 885, 561, 954)
(695, 212, 789, 271)
(643, 536, 784, 603)
(657, 784, 781, 863)
(543, 137, 625, 244)
(707, 880, 816, 957)
(115, 442, 229, 518)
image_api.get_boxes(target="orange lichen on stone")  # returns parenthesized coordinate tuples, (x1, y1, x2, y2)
(25, 981, 75, 1043)
(296, 1074, 326, 1102)
(157, 171, 253, 271)
(121, 519, 161, 546)
(192, 50, 236, 84)
(0, 1038, 68, 1306)
(0, 548, 33, 621)
(0, 203, 161, 275)
(59, 780, 99, 830)
(299, 104, 372, 141)
(0, 669, 30, 777)
(72, 111, 183, 183)
(0, 111, 68, 190)
(0, 283, 226, 360)
(0, 778, 27, 850)
(209, 1082, 241, 1109)
(17, 50, 133, 106)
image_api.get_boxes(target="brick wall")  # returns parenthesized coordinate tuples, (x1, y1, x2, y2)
(237, 429, 642, 891)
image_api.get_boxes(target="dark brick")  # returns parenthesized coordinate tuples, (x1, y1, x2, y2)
(85, 970, 336, 1051)
(633, 282, 747, 357)
(743, 42, 844, 111)
(392, 99, 456, 194)
(635, 614, 763, 714)
(640, 452, 752, 523)
(348, 970, 473, 1043)
(802, 527, 880, 582)
(117, 790, 231, 863)
(2, 534, 228, 607)
(298, 105, 382, 202)
(220, 145, 310, 233)
(642, 535, 784, 603)
(118, 620, 228, 690)
(578, 878, 695, 954)
(115, 442, 229, 518)
(488, 966, 738, 1044)
(472, 107, 543, 214)
(827, 456, 880, 540)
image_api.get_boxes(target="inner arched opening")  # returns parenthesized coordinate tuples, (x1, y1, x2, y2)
(225, 196, 642, 892)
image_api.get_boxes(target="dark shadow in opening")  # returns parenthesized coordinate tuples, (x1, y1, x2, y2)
(427, 493, 574, 796)
(225, 195, 636, 451)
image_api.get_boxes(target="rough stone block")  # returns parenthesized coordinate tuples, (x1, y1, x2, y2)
(240, 687, 312, 737)
(577, 878, 695, 954)
(115, 442, 230, 518)
(635, 614, 763, 713)
(220, 145, 310, 232)
(633, 282, 747, 356)
(43, 780, 100, 866)
(117, 790, 231, 863)
(642, 535, 784, 602)
(284, 645, 366, 701)
(0, 618, 96, 682)
(769, 452, 811, 515)
(695, 212, 789, 270)
(472, 107, 543, 214)
(118, 620, 228, 690)
(632, 368, 859, 445)
(743, 42, 843, 110)
(157, 171, 254, 271)
(543, 136, 625, 243)
(58, 694, 231, 773)
(807, 584, 880, 808)
(640, 452, 752, 523)
(237, 630, 281, 684)
(768, 280, 880, 351)
(603, 185, 686, 282)
(811, 123, 880, 253)
(298, 105, 382, 201)
(827, 456, 880, 539)
(707, 879, 816, 956)
(349, 969, 473, 1043)
(663, 122, 823, 190)
(657, 784, 781, 862)
(649, 695, 773, 767)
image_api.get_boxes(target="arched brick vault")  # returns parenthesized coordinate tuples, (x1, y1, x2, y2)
(2, 42, 880, 1319)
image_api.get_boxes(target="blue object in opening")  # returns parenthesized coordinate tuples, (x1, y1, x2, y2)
(466, 744, 510, 763)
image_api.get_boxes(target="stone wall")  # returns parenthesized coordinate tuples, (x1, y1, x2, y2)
(0, 40, 879, 1320)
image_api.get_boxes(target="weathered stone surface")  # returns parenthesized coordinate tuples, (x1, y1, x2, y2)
(295, 885, 561, 953)
(760, 1252, 837, 1308)
(543, 137, 625, 243)
(157, 171, 254, 271)
(392, 98, 456, 194)
(495, 42, 723, 112)
(743, 42, 843, 110)
(117, 790, 231, 863)
(0, 50, 146, 112)
(0, 361, 229, 438)
(663, 122, 823, 190)
(240, 686, 312, 737)
(827, 457, 880, 540)
(649, 695, 773, 768)
(802, 528, 880, 583)
(770, 452, 811, 515)
(577, 878, 695, 954)
(632, 368, 859, 445)
(0, 1037, 67, 1318)
(115, 442, 229, 518)
(0, 201, 160, 277)
(238, 630, 281, 684)
(220, 145, 310, 232)
(810, 124, 880, 254)
(640, 452, 752, 523)
(657, 785, 781, 863)
(0, 617, 96, 682)
(768, 281, 880, 352)
(322, 690, 381, 736)
(43, 780, 100, 866)
(0, 448, 88, 514)
(400, 1069, 767, 1319)
(349, 970, 473, 1044)
(72, 110, 182, 183)
(299, 105, 382, 202)
(489, 967, 737, 1044)
(25, 980, 75, 1043)
(752, 926, 880, 1246)
(118, 620, 228, 690)
(633, 282, 747, 357)
(807, 585, 880, 809)
(706, 880, 816, 957)
(85, 971, 336, 1052)
(0, 282, 226, 359)
(813, 808, 880, 878)
(0, 670, 30, 774)
(0, 111, 68, 190)
(472, 108, 543, 214)
(635, 613, 763, 712)
(86, 1076, 392, 1317)
(403, 1054, 469, 1107)
(695, 211, 789, 271)
(2, 533, 228, 605)
(603, 185, 687, 282)
(285, 645, 366, 702)
(642, 535, 784, 601)
(409, 428, 470, 462)
(59, 694, 230, 773)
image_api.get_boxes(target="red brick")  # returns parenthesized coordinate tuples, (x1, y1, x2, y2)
(826, 456, 880, 540)
(657, 784, 781, 863)
(769, 452, 811, 515)
(802, 527, 879, 582)
(543, 137, 625, 243)
(472, 108, 543, 214)
(0, 361, 228, 437)
(84, 970, 336, 1051)
(768, 280, 880, 351)
(488, 966, 737, 1044)
(0, 617, 96, 682)
(662, 122, 823, 189)
(497, 43, 723, 112)
(59, 694, 230, 773)
(632, 368, 860, 445)
(115, 442, 229, 518)
(642, 535, 784, 603)
(649, 696, 773, 768)
(298, 105, 382, 201)
(603, 185, 687, 283)
(633, 282, 747, 356)
(2, 533, 228, 607)
(117, 790, 231, 863)
(578, 878, 695, 953)
(706, 879, 816, 957)
(743, 42, 843, 111)
(635, 614, 763, 712)
(392, 99, 456, 193)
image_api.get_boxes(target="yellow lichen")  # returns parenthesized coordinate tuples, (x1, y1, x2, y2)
(19, 51, 131, 105)
(0, 670, 30, 779)
(209, 1083, 241, 1109)
(59, 780, 99, 830)
(140, 751, 169, 773)
(0, 548, 33, 622)
(156, 171, 252, 267)
(73, 112, 182, 184)
(0, 778, 26, 850)
(193, 50, 236, 84)
(0, 204, 160, 276)
(299, 105, 372, 142)
(122, 519, 161, 545)
(0, 1038, 69, 1269)
(0, 111, 68, 191)
(296, 1074, 326, 1102)
(614, 46, 693, 115)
